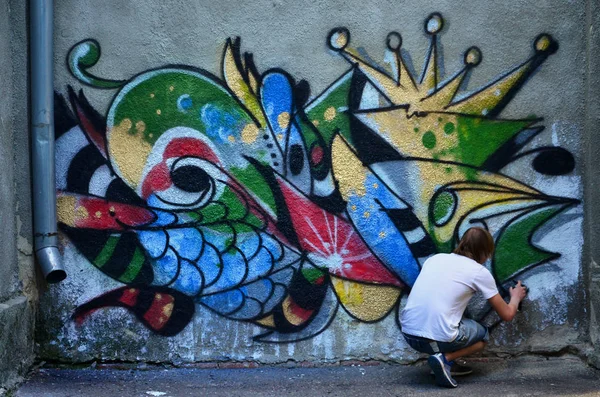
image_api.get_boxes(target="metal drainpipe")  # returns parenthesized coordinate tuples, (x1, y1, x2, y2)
(30, 0, 66, 283)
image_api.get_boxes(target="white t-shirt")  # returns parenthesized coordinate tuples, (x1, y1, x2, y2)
(400, 253, 499, 342)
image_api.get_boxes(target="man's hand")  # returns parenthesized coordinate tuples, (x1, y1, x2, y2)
(489, 281, 528, 322)
(509, 280, 528, 303)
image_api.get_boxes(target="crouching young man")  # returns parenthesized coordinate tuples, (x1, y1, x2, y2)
(400, 227, 527, 388)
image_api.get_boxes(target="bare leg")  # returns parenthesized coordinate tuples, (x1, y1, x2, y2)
(444, 341, 486, 362)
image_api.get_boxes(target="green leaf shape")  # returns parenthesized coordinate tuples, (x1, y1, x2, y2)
(305, 73, 352, 144)
(493, 205, 565, 282)
(301, 266, 327, 283)
(432, 191, 456, 226)
(194, 187, 264, 232)
(109, 69, 253, 146)
(230, 165, 277, 215)
(453, 116, 536, 169)
(68, 40, 126, 89)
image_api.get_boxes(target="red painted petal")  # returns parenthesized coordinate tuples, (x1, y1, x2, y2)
(141, 163, 171, 199)
(275, 175, 401, 287)
(69, 88, 108, 158)
(143, 293, 175, 331)
(58, 193, 156, 230)
(163, 137, 220, 164)
(284, 296, 314, 325)
(72, 287, 195, 336)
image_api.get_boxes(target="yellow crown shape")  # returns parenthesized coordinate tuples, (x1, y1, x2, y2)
(327, 13, 558, 117)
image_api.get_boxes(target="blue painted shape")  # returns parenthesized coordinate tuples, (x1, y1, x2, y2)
(172, 259, 203, 296)
(243, 278, 274, 304)
(245, 246, 274, 281)
(177, 94, 193, 112)
(269, 267, 295, 285)
(167, 227, 203, 260)
(136, 230, 168, 258)
(196, 242, 221, 287)
(227, 285, 263, 319)
(145, 197, 178, 226)
(199, 104, 243, 144)
(347, 172, 420, 286)
(261, 233, 284, 262)
(201, 227, 230, 253)
(261, 72, 293, 139)
(200, 289, 244, 315)
(151, 247, 179, 286)
(237, 232, 261, 260)
(203, 248, 246, 294)
(263, 284, 286, 313)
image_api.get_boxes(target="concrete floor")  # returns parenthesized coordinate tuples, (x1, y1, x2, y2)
(13, 356, 600, 397)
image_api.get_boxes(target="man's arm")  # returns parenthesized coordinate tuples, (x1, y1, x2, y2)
(488, 281, 528, 322)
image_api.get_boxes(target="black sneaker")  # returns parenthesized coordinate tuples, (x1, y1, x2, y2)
(451, 359, 473, 376)
(430, 359, 473, 376)
(427, 353, 458, 388)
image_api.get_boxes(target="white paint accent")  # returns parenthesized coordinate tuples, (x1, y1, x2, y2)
(88, 165, 115, 197)
(383, 50, 398, 81)
(526, 207, 583, 301)
(402, 226, 426, 244)
(552, 122, 559, 146)
(312, 171, 336, 196)
(359, 82, 381, 110)
(55, 126, 89, 190)
(138, 126, 224, 196)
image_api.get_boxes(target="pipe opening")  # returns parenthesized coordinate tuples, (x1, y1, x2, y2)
(46, 269, 67, 284)
(36, 247, 66, 284)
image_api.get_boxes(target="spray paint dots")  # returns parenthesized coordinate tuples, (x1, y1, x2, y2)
(444, 122, 455, 135)
(534, 33, 558, 54)
(177, 94, 193, 113)
(422, 131, 437, 149)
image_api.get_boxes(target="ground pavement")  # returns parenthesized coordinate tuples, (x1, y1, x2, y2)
(11, 355, 600, 397)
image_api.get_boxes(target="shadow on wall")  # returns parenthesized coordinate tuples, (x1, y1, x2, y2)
(53, 13, 579, 343)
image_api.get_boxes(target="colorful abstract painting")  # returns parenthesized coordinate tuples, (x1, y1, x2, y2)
(55, 13, 579, 342)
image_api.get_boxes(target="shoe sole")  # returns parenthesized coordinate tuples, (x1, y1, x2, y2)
(427, 355, 458, 388)
(430, 368, 473, 377)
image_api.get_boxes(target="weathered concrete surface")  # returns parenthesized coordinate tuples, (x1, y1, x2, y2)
(0, 0, 19, 303)
(0, 297, 35, 392)
(585, 0, 600, 369)
(0, 0, 39, 392)
(14, 356, 600, 397)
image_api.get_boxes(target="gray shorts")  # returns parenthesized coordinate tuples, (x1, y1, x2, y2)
(402, 319, 489, 354)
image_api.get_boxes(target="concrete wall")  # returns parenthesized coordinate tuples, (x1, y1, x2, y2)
(586, 0, 600, 369)
(38, 0, 593, 364)
(0, 0, 38, 392)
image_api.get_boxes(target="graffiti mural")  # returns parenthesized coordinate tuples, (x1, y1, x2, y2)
(55, 13, 579, 342)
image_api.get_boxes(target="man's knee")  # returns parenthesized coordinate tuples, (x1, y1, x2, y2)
(473, 340, 486, 350)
